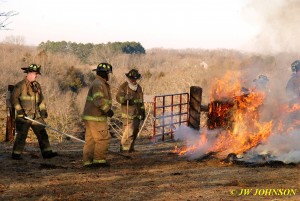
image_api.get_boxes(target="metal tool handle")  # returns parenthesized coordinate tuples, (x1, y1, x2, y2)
(25, 116, 85, 143)
(24, 116, 131, 159)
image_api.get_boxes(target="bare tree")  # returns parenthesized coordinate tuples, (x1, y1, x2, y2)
(0, 11, 18, 30)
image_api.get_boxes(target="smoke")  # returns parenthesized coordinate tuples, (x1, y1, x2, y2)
(174, 94, 300, 163)
(154, 112, 184, 142)
(245, 0, 300, 53)
(175, 125, 300, 163)
(244, 129, 300, 163)
(174, 125, 221, 160)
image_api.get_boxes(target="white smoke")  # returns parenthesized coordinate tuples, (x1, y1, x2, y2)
(175, 119, 300, 163)
(174, 124, 200, 144)
(174, 125, 221, 160)
(244, 129, 300, 163)
(154, 112, 184, 142)
(245, 0, 300, 53)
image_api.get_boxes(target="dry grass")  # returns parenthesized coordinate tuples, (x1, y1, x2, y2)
(0, 138, 299, 201)
(1, 43, 300, 200)
(0, 43, 299, 142)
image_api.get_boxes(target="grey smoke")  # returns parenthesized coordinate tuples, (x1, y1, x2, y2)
(245, 129, 300, 163)
(175, 122, 300, 163)
(245, 0, 300, 53)
(174, 125, 221, 160)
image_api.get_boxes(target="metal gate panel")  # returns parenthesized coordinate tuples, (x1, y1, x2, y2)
(153, 93, 189, 143)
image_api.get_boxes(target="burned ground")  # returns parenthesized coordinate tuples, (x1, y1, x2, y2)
(0, 136, 299, 201)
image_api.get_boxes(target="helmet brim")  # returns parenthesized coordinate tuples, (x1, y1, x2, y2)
(21, 67, 41, 74)
(125, 73, 141, 80)
(92, 69, 112, 73)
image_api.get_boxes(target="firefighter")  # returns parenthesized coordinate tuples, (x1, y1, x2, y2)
(82, 63, 114, 168)
(286, 60, 300, 100)
(285, 60, 300, 129)
(116, 69, 145, 153)
(11, 64, 57, 160)
(253, 74, 270, 93)
(253, 74, 273, 122)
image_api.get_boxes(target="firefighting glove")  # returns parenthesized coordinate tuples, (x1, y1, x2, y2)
(124, 94, 134, 101)
(128, 99, 136, 105)
(124, 94, 135, 105)
(40, 110, 48, 119)
(31, 81, 39, 93)
(140, 109, 146, 120)
(106, 109, 114, 118)
(16, 109, 26, 119)
(125, 94, 133, 100)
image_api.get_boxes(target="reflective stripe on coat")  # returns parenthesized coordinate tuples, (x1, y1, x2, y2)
(82, 76, 112, 121)
(11, 78, 46, 118)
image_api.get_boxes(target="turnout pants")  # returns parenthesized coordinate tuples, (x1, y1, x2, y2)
(12, 118, 52, 155)
(121, 118, 141, 151)
(83, 121, 110, 165)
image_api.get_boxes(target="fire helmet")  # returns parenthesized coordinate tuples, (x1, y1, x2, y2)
(291, 60, 300, 72)
(254, 74, 269, 82)
(125, 69, 141, 80)
(21, 64, 41, 74)
(92, 63, 113, 73)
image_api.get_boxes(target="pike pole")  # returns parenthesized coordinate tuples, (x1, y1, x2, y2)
(25, 116, 131, 159)
(137, 104, 151, 138)
(126, 86, 129, 139)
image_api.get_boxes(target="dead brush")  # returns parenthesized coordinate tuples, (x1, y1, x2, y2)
(0, 43, 295, 145)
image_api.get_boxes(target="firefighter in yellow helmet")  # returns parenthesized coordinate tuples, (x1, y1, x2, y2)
(116, 69, 145, 152)
(82, 63, 114, 168)
(11, 64, 57, 160)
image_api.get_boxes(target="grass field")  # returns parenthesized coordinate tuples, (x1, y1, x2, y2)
(0, 43, 299, 200)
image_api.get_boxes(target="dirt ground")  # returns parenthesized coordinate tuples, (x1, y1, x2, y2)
(0, 135, 300, 201)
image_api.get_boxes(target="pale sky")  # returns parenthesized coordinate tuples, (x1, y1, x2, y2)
(0, 0, 260, 50)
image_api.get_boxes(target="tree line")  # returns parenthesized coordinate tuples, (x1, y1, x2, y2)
(38, 41, 146, 63)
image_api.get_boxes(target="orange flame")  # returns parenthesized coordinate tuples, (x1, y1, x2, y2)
(210, 72, 273, 155)
(174, 133, 208, 155)
(175, 71, 300, 158)
(275, 103, 300, 133)
(175, 72, 300, 158)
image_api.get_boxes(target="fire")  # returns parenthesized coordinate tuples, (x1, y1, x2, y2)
(274, 102, 300, 133)
(174, 132, 208, 155)
(285, 103, 300, 112)
(175, 71, 300, 158)
(208, 72, 272, 155)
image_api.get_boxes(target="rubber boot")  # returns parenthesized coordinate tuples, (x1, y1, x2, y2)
(12, 153, 23, 160)
(42, 151, 58, 159)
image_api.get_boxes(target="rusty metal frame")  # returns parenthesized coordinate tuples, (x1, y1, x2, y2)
(5, 85, 15, 142)
(153, 93, 189, 143)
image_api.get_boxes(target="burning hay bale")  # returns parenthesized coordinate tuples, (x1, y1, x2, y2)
(207, 100, 235, 130)
(174, 71, 300, 165)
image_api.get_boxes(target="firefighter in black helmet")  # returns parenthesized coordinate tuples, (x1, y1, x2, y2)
(286, 60, 300, 100)
(82, 62, 114, 168)
(11, 64, 57, 160)
(285, 61, 300, 130)
(253, 74, 270, 93)
(116, 69, 145, 153)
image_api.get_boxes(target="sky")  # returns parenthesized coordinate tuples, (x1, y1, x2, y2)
(0, 0, 269, 50)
